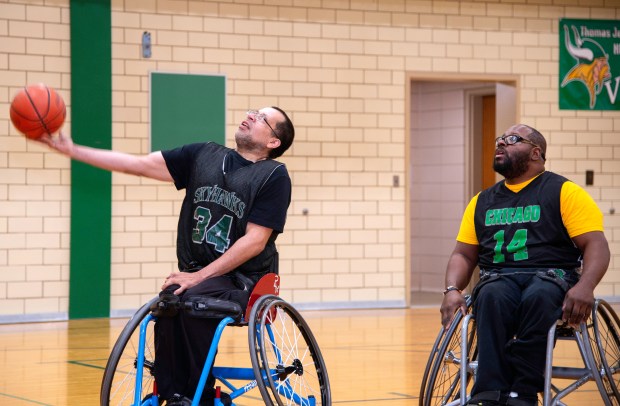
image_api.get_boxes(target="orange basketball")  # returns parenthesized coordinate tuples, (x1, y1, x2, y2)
(10, 84, 66, 139)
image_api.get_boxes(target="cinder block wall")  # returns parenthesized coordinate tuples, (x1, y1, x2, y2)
(1, 0, 619, 321)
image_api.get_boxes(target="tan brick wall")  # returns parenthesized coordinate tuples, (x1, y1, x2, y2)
(0, 0, 71, 320)
(1, 0, 619, 320)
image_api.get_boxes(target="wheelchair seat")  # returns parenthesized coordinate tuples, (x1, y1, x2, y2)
(149, 273, 280, 324)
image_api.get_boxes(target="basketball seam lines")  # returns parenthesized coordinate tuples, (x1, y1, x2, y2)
(24, 86, 52, 135)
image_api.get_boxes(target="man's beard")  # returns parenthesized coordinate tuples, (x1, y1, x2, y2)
(493, 149, 530, 179)
(234, 130, 259, 152)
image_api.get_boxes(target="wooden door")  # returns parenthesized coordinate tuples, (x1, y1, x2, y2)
(481, 95, 496, 189)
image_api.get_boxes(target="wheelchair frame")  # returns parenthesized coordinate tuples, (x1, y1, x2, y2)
(100, 275, 331, 406)
(419, 296, 620, 406)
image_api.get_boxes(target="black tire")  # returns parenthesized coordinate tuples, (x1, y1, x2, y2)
(101, 297, 158, 406)
(418, 320, 450, 406)
(591, 299, 620, 404)
(248, 295, 280, 405)
(249, 295, 331, 405)
(421, 297, 477, 406)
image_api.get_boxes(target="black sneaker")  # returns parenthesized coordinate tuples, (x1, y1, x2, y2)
(466, 390, 503, 406)
(506, 393, 538, 406)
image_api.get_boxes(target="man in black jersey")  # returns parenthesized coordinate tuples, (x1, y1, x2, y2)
(440, 124, 609, 406)
(39, 107, 295, 405)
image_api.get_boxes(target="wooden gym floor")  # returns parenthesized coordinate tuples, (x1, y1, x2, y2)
(0, 300, 614, 405)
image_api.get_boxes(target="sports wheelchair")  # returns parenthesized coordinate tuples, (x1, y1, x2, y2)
(419, 296, 620, 406)
(100, 274, 331, 406)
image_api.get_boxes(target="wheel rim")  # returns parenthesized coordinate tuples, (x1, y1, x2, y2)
(110, 326, 156, 405)
(424, 311, 477, 406)
(258, 299, 330, 406)
(249, 295, 280, 406)
(592, 299, 620, 403)
(419, 326, 449, 405)
(101, 298, 157, 406)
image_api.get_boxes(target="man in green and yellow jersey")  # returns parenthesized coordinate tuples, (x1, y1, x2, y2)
(440, 124, 610, 406)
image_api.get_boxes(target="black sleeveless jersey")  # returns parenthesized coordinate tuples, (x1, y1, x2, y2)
(162, 142, 289, 280)
(474, 171, 582, 270)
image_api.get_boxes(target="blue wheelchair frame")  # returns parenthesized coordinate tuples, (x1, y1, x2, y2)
(131, 311, 318, 406)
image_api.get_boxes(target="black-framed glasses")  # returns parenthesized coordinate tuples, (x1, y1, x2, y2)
(247, 110, 278, 138)
(495, 134, 539, 148)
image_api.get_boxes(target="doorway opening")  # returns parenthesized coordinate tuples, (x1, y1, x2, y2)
(407, 76, 518, 307)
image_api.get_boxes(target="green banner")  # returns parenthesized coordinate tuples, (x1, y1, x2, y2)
(559, 18, 620, 110)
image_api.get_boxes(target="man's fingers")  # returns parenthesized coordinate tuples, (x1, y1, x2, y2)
(564, 307, 587, 327)
(441, 306, 464, 331)
(161, 273, 189, 296)
(440, 309, 452, 330)
(460, 304, 468, 316)
(442, 316, 453, 331)
(161, 274, 176, 290)
(563, 299, 592, 325)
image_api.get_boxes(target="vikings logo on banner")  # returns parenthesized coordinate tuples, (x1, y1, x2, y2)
(559, 19, 620, 110)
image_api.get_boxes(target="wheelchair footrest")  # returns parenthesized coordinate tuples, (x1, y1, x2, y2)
(552, 366, 592, 380)
(183, 296, 243, 321)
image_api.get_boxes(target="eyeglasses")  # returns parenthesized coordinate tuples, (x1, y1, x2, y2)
(495, 134, 540, 148)
(247, 110, 278, 138)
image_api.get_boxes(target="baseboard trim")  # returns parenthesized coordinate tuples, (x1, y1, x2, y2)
(291, 300, 407, 311)
(0, 312, 68, 324)
(4, 296, 616, 324)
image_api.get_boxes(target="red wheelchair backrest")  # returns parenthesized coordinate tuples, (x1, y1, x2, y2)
(245, 273, 280, 318)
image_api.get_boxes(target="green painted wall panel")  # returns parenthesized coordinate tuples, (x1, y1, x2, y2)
(69, 0, 112, 319)
(151, 72, 226, 151)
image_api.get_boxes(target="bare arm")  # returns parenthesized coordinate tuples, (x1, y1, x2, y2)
(37, 132, 173, 182)
(161, 222, 274, 295)
(562, 231, 610, 325)
(440, 242, 479, 329)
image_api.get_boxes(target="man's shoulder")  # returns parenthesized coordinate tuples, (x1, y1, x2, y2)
(198, 142, 230, 153)
(163, 141, 229, 156)
(256, 160, 290, 183)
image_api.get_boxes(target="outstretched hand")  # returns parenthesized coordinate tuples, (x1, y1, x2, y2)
(36, 131, 74, 155)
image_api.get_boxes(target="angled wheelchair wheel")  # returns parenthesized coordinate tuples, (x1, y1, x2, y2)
(420, 296, 476, 406)
(249, 295, 331, 406)
(591, 299, 620, 403)
(101, 297, 158, 406)
(419, 321, 451, 405)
